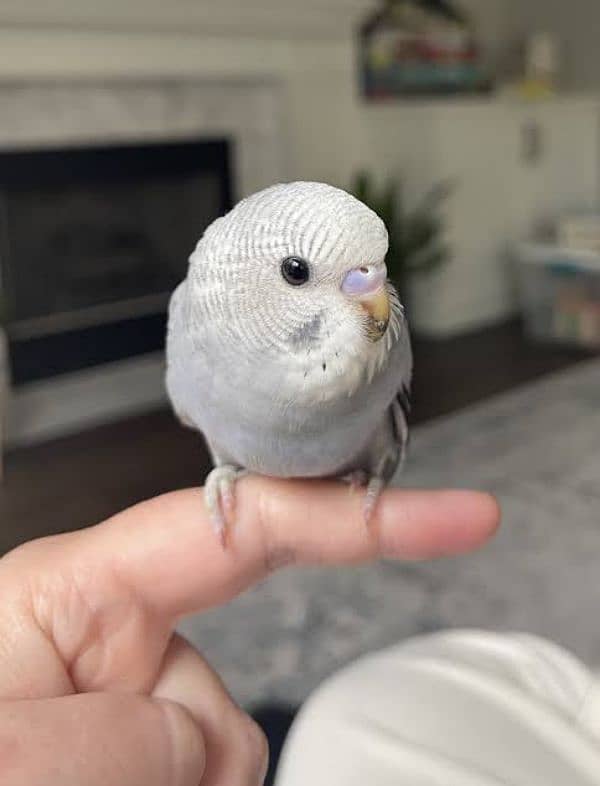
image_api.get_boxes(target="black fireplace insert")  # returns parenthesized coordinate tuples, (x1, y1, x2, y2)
(0, 138, 233, 384)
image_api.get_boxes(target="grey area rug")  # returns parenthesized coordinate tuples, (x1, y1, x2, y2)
(179, 358, 600, 708)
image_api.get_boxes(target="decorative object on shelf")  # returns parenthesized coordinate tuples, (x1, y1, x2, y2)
(557, 215, 600, 254)
(501, 31, 560, 100)
(359, 0, 490, 98)
(350, 171, 452, 302)
(517, 242, 600, 349)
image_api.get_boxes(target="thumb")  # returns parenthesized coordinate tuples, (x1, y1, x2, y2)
(0, 693, 205, 786)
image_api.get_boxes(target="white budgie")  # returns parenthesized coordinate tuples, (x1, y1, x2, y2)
(166, 181, 412, 540)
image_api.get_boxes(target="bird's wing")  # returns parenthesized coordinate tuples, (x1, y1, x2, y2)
(363, 327, 412, 483)
(165, 280, 212, 431)
(391, 380, 411, 471)
(384, 318, 413, 480)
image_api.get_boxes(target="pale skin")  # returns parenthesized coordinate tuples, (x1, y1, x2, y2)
(0, 477, 500, 786)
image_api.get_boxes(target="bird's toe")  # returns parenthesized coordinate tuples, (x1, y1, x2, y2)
(363, 475, 385, 524)
(204, 465, 243, 545)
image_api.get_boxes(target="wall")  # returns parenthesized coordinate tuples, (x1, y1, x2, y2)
(0, 0, 525, 180)
(0, 0, 525, 191)
(459, 0, 522, 75)
(361, 96, 600, 336)
(517, 0, 600, 91)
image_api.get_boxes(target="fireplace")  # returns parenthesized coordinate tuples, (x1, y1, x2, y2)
(0, 138, 233, 384)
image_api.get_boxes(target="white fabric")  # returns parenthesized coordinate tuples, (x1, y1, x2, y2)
(275, 631, 600, 786)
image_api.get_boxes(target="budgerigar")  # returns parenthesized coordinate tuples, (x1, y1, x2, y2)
(166, 181, 412, 540)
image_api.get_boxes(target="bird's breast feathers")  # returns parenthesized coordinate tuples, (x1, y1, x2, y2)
(167, 282, 410, 477)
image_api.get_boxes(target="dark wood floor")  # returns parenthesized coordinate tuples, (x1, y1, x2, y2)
(1, 319, 597, 555)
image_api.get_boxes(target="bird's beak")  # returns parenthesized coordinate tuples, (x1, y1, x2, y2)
(359, 288, 390, 342)
(341, 264, 390, 342)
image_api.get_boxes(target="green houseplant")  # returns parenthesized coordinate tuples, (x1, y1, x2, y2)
(351, 171, 453, 302)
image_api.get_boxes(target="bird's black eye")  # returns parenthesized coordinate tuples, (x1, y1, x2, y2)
(281, 256, 310, 286)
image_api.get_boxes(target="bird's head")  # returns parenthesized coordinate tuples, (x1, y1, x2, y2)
(186, 182, 405, 400)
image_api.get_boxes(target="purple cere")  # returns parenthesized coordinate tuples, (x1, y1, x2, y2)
(341, 264, 388, 297)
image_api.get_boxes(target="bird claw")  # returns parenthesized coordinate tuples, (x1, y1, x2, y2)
(204, 465, 243, 545)
(220, 480, 235, 520)
(343, 472, 385, 524)
(363, 476, 384, 525)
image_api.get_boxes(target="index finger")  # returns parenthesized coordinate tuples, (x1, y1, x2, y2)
(75, 476, 500, 620)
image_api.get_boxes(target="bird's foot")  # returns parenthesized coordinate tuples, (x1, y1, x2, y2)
(204, 465, 246, 545)
(363, 475, 385, 525)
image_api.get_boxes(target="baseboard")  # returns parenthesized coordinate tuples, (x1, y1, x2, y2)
(5, 352, 167, 447)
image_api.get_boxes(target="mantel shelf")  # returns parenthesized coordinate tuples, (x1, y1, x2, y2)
(0, 0, 373, 38)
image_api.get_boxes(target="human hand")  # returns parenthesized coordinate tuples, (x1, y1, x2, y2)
(0, 477, 499, 785)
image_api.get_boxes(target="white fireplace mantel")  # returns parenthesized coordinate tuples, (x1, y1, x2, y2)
(1, 78, 289, 446)
(0, 3, 372, 447)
